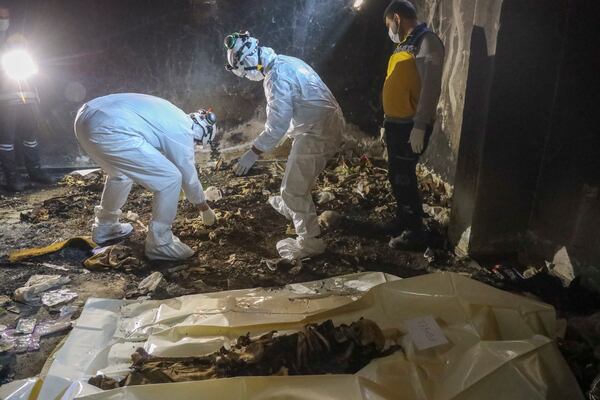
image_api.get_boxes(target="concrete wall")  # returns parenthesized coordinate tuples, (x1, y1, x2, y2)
(448, 0, 600, 269)
(415, 0, 503, 181)
(526, 0, 600, 266)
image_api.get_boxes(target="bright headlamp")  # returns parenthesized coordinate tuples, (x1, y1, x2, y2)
(2, 49, 38, 81)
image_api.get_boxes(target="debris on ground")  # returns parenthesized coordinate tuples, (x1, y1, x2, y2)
(40, 289, 78, 308)
(549, 246, 576, 287)
(454, 226, 471, 258)
(14, 275, 71, 304)
(416, 164, 453, 208)
(21, 141, 596, 389)
(316, 191, 335, 205)
(59, 169, 104, 190)
(83, 245, 140, 271)
(15, 319, 36, 335)
(88, 318, 398, 389)
(0, 313, 74, 354)
(204, 186, 223, 202)
(318, 210, 342, 229)
(136, 272, 166, 297)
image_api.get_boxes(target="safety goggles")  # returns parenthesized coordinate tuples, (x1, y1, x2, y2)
(190, 109, 217, 145)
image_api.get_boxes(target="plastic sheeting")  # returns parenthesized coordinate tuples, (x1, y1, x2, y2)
(0, 271, 584, 400)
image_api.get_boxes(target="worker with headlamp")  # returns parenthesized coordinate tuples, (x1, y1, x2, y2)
(0, 5, 54, 192)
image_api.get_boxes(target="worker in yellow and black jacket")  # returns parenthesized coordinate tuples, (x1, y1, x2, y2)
(381, 0, 444, 250)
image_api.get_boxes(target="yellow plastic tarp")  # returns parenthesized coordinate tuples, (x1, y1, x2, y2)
(8, 237, 97, 263)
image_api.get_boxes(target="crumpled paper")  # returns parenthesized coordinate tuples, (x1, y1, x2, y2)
(84, 245, 139, 270)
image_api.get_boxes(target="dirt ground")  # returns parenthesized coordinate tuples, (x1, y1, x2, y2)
(0, 151, 598, 396)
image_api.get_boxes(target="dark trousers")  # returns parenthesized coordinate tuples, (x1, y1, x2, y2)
(0, 103, 42, 170)
(384, 121, 432, 230)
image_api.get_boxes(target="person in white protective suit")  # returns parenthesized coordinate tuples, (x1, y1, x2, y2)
(224, 32, 345, 260)
(74, 93, 218, 261)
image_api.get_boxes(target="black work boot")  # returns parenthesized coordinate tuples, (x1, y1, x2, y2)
(381, 206, 423, 236)
(23, 144, 56, 185)
(0, 149, 25, 192)
(389, 228, 429, 252)
(388, 207, 428, 251)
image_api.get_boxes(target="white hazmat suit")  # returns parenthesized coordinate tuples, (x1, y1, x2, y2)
(228, 37, 345, 259)
(74, 93, 209, 260)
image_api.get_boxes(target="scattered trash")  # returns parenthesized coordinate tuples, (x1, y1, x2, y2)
(261, 257, 301, 274)
(416, 164, 453, 208)
(204, 186, 223, 202)
(165, 283, 195, 298)
(318, 210, 342, 229)
(522, 266, 541, 279)
(60, 169, 104, 190)
(549, 246, 575, 287)
(0, 314, 74, 355)
(124, 211, 139, 222)
(316, 191, 335, 205)
(41, 263, 69, 272)
(138, 272, 165, 295)
(69, 168, 101, 177)
(0, 296, 10, 307)
(15, 319, 36, 335)
(41, 289, 78, 308)
(454, 226, 471, 258)
(424, 247, 436, 263)
(166, 264, 189, 274)
(8, 237, 97, 263)
(59, 305, 79, 318)
(192, 279, 214, 292)
(84, 245, 140, 271)
(14, 275, 71, 304)
(490, 264, 525, 283)
(20, 207, 49, 223)
(423, 204, 451, 227)
(0, 330, 39, 353)
(34, 316, 73, 337)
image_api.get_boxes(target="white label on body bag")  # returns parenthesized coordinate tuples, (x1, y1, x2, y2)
(405, 316, 449, 350)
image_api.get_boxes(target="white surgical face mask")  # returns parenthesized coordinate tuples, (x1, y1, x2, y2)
(0, 19, 9, 32)
(388, 19, 401, 43)
(241, 53, 264, 81)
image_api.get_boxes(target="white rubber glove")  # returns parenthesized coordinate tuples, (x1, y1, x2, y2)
(234, 149, 259, 176)
(408, 127, 425, 154)
(201, 207, 216, 226)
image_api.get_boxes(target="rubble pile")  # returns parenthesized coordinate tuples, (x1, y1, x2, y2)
(1, 148, 454, 384)
(88, 318, 399, 389)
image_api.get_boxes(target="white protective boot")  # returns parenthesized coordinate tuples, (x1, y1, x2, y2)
(276, 236, 326, 260)
(145, 221, 194, 261)
(92, 206, 134, 244)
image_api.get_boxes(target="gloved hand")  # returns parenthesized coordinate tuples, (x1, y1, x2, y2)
(201, 207, 216, 226)
(234, 149, 259, 176)
(408, 127, 425, 154)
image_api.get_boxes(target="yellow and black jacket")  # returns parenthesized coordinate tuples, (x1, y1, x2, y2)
(383, 23, 444, 130)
